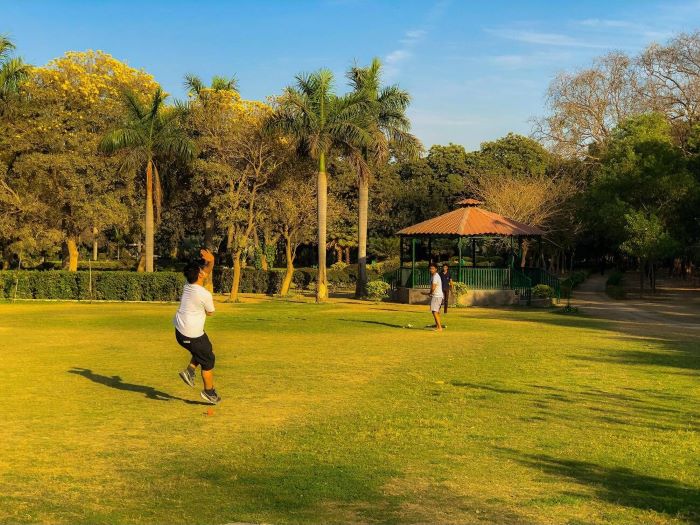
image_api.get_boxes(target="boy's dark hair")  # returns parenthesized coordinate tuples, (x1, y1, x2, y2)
(183, 259, 205, 284)
(429, 262, 438, 270)
(442, 263, 449, 268)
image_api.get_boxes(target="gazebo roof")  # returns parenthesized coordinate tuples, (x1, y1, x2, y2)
(397, 201, 544, 237)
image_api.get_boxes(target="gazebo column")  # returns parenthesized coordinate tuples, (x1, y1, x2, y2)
(411, 237, 416, 288)
(399, 237, 404, 286)
(428, 237, 432, 264)
(471, 237, 476, 268)
(457, 237, 463, 283)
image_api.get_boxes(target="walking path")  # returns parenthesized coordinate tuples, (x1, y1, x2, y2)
(572, 273, 700, 336)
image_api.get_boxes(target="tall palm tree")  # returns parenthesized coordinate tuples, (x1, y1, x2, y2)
(100, 88, 194, 272)
(0, 35, 30, 104)
(267, 69, 372, 301)
(184, 74, 238, 100)
(347, 58, 420, 297)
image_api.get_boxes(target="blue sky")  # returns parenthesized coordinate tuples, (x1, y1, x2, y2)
(5, 0, 700, 150)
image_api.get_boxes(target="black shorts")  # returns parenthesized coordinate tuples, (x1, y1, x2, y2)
(175, 330, 215, 371)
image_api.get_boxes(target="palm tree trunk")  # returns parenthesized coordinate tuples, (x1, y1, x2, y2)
(355, 175, 369, 297)
(281, 234, 294, 296)
(230, 249, 242, 302)
(92, 226, 98, 261)
(145, 159, 155, 272)
(316, 154, 328, 302)
(66, 237, 79, 272)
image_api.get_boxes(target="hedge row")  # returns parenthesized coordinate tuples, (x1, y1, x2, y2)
(213, 267, 361, 294)
(0, 266, 362, 301)
(0, 271, 185, 301)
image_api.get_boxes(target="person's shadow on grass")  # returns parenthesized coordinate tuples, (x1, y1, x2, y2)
(68, 367, 208, 405)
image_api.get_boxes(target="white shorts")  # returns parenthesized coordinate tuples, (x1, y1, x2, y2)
(430, 296, 443, 312)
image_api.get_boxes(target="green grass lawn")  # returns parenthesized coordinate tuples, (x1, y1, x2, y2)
(1, 297, 698, 525)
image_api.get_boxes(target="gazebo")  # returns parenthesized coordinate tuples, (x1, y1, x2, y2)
(385, 199, 559, 305)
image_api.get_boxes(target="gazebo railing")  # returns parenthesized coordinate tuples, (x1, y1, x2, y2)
(382, 266, 538, 304)
(522, 267, 562, 300)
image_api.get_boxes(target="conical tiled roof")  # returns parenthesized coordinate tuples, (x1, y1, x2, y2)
(397, 201, 544, 236)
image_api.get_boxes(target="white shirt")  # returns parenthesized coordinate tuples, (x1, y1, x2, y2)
(174, 283, 215, 338)
(431, 273, 444, 298)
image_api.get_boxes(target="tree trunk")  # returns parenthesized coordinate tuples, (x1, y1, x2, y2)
(345, 247, 350, 265)
(335, 245, 343, 263)
(281, 235, 294, 296)
(316, 156, 328, 302)
(254, 229, 268, 271)
(92, 226, 98, 261)
(229, 249, 243, 302)
(145, 159, 155, 272)
(520, 242, 529, 268)
(66, 237, 79, 272)
(355, 176, 369, 298)
(137, 254, 146, 272)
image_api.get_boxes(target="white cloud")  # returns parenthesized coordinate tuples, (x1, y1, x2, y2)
(486, 28, 612, 49)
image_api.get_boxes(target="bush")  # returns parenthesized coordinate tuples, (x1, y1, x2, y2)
(606, 285, 626, 300)
(452, 281, 469, 299)
(0, 270, 186, 301)
(606, 270, 624, 286)
(532, 284, 554, 298)
(366, 280, 390, 302)
(330, 261, 348, 271)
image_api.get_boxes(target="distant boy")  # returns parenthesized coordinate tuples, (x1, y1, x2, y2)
(428, 262, 443, 332)
(174, 248, 221, 404)
(440, 263, 453, 314)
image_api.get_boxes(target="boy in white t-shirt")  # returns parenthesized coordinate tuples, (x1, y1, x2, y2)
(428, 262, 444, 332)
(174, 249, 220, 404)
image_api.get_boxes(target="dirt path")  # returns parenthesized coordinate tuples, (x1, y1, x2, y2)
(573, 273, 700, 336)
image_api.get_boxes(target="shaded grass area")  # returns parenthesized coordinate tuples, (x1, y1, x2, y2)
(0, 298, 698, 524)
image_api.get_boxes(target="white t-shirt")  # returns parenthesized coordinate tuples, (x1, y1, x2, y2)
(431, 273, 444, 298)
(174, 283, 215, 338)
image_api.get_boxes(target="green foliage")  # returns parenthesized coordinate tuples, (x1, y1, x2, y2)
(330, 261, 348, 271)
(0, 271, 185, 301)
(365, 280, 390, 302)
(620, 211, 679, 263)
(532, 284, 554, 299)
(606, 270, 624, 287)
(452, 281, 469, 299)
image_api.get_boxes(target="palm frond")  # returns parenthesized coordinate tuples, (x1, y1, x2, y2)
(99, 127, 147, 153)
(183, 73, 204, 96)
(0, 57, 30, 98)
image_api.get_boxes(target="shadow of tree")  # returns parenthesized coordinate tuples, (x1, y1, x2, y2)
(504, 450, 700, 522)
(68, 367, 208, 405)
(339, 319, 405, 329)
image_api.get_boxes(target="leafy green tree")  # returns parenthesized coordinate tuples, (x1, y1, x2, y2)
(101, 88, 194, 272)
(621, 211, 678, 294)
(266, 69, 372, 302)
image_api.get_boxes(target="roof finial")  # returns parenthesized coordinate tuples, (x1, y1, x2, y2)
(457, 198, 483, 207)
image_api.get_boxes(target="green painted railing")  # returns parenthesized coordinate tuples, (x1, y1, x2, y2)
(382, 266, 539, 304)
(511, 269, 533, 304)
(459, 267, 511, 289)
(523, 267, 562, 301)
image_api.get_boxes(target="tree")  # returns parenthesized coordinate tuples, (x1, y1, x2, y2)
(1, 51, 158, 270)
(621, 211, 678, 295)
(346, 58, 419, 297)
(466, 134, 577, 266)
(101, 87, 194, 272)
(263, 162, 316, 295)
(0, 35, 30, 109)
(266, 69, 372, 302)
(534, 52, 642, 158)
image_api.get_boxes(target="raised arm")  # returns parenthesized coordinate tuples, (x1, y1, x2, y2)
(200, 248, 215, 276)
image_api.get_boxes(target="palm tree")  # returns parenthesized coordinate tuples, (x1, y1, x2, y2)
(184, 73, 238, 100)
(347, 58, 420, 297)
(100, 88, 194, 272)
(267, 69, 372, 302)
(0, 35, 30, 105)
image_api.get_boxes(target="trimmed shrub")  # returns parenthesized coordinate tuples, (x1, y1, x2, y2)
(330, 261, 348, 271)
(366, 280, 390, 302)
(532, 284, 554, 299)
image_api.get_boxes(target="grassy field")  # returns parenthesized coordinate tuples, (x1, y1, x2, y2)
(0, 297, 698, 525)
